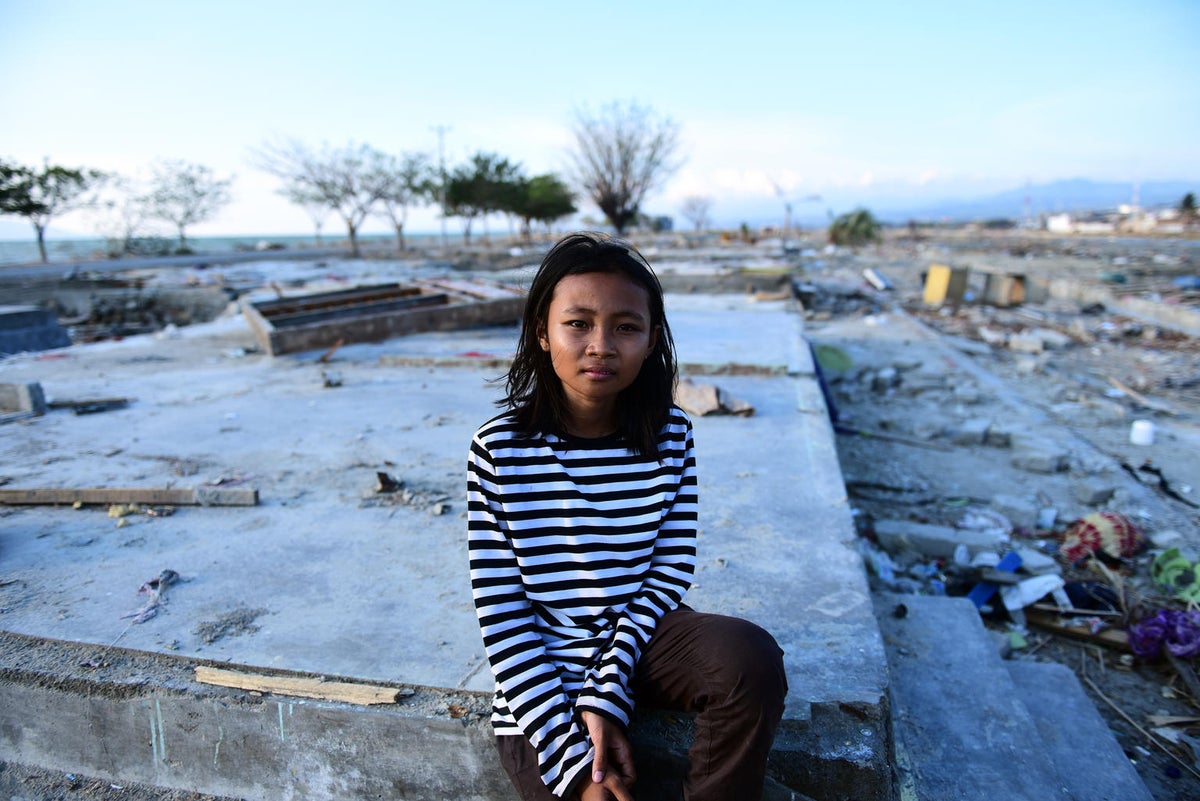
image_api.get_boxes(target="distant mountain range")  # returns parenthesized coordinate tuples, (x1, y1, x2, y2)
(872, 178, 1197, 224)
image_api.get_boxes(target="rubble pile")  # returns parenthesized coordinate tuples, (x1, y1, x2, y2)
(804, 241, 1200, 796)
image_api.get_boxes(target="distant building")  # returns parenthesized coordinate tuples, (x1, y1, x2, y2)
(1044, 212, 1115, 234)
(1046, 213, 1074, 233)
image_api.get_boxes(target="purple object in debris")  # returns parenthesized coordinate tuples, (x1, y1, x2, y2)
(1128, 609, 1200, 660)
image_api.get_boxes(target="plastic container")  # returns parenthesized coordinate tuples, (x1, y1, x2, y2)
(1130, 419, 1156, 446)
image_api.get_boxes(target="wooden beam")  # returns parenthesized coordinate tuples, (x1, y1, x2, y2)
(194, 665, 403, 705)
(0, 487, 258, 507)
(1025, 609, 1131, 653)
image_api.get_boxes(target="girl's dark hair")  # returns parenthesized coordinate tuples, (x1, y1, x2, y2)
(501, 231, 677, 456)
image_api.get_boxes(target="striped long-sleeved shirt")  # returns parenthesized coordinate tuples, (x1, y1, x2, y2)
(467, 406, 698, 798)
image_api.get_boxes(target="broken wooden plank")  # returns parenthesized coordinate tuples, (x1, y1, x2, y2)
(0, 487, 258, 507)
(1025, 609, 1132, 653)
(194, 665, 402, 705)
(47, 397, 131, 414)
(0, 382, 47, 415)
(1105, 374, 1175, 414)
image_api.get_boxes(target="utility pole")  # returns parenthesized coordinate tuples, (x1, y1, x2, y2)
(771, 179, 821, 252)
(431, 124, 451, 250)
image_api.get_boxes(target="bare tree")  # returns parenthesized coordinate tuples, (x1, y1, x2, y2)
(254, 139, 391, 257)
(146, 160, 233, 252)
(569, 101, 682, 235)
(92, 174, 158, 256)
(280, 185, 330, 247)
(376, 152, 433, 252)
(680, 196, 712, 233)
(0, 158, 106, 262)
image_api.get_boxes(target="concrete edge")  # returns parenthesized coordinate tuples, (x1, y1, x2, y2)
(2, 630, 890, 801)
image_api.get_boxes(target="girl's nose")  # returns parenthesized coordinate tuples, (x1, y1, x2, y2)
(587, 331, 615, 356)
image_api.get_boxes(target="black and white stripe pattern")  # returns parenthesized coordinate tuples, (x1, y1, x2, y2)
(467, 407, 698, 797)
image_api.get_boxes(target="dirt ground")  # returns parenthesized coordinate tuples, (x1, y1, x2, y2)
(803, 233, 1200, 801)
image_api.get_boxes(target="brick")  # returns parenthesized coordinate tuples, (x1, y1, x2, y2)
(1008, 333, 1045, 354)
(991, 494, 1039, 529)
(950, 419, 991, 446)
(1071, 478, 1116, 506)
(1010, 440, 1069, 474)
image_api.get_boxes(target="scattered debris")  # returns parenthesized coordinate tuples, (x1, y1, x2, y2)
(318, 338, 346, 363)
(368, 472, 450, 514)
(675, 378, 754, 417)
(1060, 512, 1146, 564)
(112, 569, 181, 645)
(863, 268, 893, 292)
(1152, 549, 1200, 604)
(1129, 609, 1200, 660)
(194, 607, 267, 644)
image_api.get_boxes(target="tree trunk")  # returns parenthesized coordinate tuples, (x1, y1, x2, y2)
(394, 222, 405, 252)
(177, 224, 188, 252)
(314, 221, 323, 248)
(34, 222, 48, 263)
(347, 221, 360, 257)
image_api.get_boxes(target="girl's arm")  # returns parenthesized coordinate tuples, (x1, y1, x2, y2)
(468, 436, 592, 798)
(574, 414, 698, 726)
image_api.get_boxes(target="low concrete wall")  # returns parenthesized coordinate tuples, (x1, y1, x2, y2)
(0, 631, 513, 801)
(1048, 278, 1200, 337)
(0, 631, 888, 801)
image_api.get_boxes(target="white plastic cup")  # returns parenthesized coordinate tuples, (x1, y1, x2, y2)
(1130, 419, 1156, 446)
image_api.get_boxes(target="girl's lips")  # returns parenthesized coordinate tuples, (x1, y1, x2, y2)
(583, 366, 616, 378)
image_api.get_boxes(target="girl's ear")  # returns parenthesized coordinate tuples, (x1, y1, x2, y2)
(537, 320, 550, 352)
(646, 324, 661, 358)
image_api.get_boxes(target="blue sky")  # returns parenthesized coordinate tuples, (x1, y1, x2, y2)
(1, 0, 1197, 238)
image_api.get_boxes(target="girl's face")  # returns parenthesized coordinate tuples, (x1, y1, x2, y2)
(538, 270, 660, 434)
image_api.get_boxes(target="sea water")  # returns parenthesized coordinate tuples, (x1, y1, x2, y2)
(0, 232, 444, 266)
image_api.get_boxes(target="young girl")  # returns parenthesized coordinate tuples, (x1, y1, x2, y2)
(468, 232, 786, 801)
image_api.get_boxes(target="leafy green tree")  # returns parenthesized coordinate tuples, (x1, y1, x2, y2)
(445, 152, 521, 244)
(376, 152, 433, 252)
(513, 174, 576, 239)
(255, 139, 391, 257)
(569, 101, 682, 235)
(0, 158, 105, 262)
(1181, 192, 1197, 224)
(146, 160, 233, 252)
(828, 208, 882, 248)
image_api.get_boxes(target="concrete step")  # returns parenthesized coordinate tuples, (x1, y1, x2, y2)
(1006, 660, 1154, 801)
(876, 593, 1153, 801)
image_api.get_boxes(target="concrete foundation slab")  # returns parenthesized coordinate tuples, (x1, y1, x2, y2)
(0, 288, 886, 799)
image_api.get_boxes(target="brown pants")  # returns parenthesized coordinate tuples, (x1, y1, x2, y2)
(496, 607, 787, 801)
